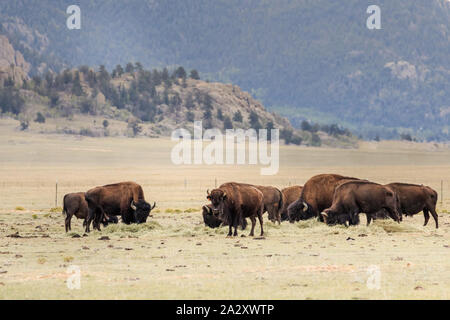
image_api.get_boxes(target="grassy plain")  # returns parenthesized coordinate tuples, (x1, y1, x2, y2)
(0, 119, 449, 299)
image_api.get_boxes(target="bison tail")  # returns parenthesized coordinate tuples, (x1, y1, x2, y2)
(277, 188, 284, 214)
(62, 195, 67, 216)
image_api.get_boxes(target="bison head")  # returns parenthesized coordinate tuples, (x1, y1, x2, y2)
(202, 204, 223, 228)
(321, 209, 359, 227)
(130, 200, 156, 223)
(287, 199, 310, 223)
(206, 189, 228, 221)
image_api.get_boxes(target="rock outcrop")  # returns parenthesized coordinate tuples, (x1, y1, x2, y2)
(0, 34, 30, 86)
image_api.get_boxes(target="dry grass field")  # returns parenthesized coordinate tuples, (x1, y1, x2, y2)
(0, 119, 449, 299)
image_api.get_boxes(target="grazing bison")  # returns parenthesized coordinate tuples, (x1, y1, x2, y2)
(279, 186, 303, 221)
(376, 183, 439, 228)
(62, 192, 118, 232)
(207, 182, 264, 237)
(321, 181, 401, 226)
(287, 174, 359, 222)
(240, 184, 283, 224)
(202, 204, 247, 230)
(84, 182, 156, 232)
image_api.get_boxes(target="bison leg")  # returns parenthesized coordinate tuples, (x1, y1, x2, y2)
(94, 210, 102, 231)
(366, 214, 372, 226)
(258, 204, 264, 236)
(233, 216, 239, 237)
(423, 208, 430, 226)
(428, 207, 439, 229)
(85, 205, 96, 233)
(249, 216, 256, 237)
(227, 224, 233, 237)
(271, 206, 281, 225)
(65, 212, 72, 233)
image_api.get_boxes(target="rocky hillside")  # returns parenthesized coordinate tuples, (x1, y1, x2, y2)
(0, 59, 356, 147)
(0, 35, 29, 87)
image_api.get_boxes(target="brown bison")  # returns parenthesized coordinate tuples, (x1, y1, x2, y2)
(321, 181, 401, 226)
(202, 204, 247, 230)
(84, 182, 156, 232)
(279, 186, 303, 221)
(62, 192, 118, 232)
(207, 182, 264, 237)
(377, 183, 438, 228)
(238, 184, 283, 224)
(287, 174, 359, 222)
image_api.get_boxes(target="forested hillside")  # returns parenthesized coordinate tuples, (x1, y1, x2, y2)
(0, 61, 356, 147)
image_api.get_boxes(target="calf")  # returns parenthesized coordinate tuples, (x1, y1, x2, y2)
(202, 204, 247, 230)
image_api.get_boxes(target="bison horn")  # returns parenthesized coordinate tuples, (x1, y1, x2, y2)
(203, 205, 212, 215)
(302, 202, 308, 212)
(321, 212, 328, 218)
(207, 189, 210, 196)
(151, 202, 156, 210)
(130, 201, 137, 211)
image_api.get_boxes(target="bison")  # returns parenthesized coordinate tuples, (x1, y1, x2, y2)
(84, 182, 156, 232)
(62, 192, 118, 232)
(207, 182, 264, 237)
(376, 183, 438, 228)
(279, 186, 303, 221)
(202, 204, 247, 230)
(321, 181, 401, 226)
(238, 184, 283, 224)
(287, 174, 359, 222)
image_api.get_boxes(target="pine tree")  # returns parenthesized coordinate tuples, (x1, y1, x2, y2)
(189, 69, 200, 80)
(249, 111, 261, 130)
(217, 108, 224, 121)
(175, 66, 187, 79)
(223, 116, 233, 130)
(185, 93, 195, 109)
(71, 72, 84, 96)
(114, 65, 124, 77)
(135, 62, 144, 72)
(35, 112, 46, 123)
(266, 121, 275, 140)
(233, 111, 243, 122)
(125, 63, 135, 73)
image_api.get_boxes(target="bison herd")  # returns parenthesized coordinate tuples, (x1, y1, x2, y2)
(63, 174, 440, 236)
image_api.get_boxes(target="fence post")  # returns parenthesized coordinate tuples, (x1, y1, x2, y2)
(55, 181, 58, 208)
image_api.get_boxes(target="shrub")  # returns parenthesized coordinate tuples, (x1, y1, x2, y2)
(79, 128, 96, 137)
(20, 120, 29, 131)
(35, 112, 46, 123)
(311, 133, 322, 147)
